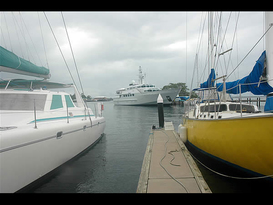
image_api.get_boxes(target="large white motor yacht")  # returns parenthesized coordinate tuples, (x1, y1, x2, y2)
(114, 67, 180, 106)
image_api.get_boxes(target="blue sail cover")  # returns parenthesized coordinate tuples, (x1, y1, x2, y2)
(200, 69, 216, 88)
(264, 95, 273, 112)
(216, 51, 273, 95)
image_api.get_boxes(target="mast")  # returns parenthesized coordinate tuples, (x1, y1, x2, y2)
(265, 12, 273, 88)
(209, 12, 214, 71)
(138, 66, 145, 84)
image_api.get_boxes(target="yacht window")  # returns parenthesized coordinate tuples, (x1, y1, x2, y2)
(0, 93, 46, 111)
(65, 95, 74, 108)
(50, 95, 63, 110)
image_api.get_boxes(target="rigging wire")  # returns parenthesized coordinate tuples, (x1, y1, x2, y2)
(18, 12, 32, 62)
(60, 12, 93, 127)
(213, 12, 232, 75)
(225, 12, 240, 75)
(11, 13, 24, 59)
(3, 13, 13, 52)
(61, 12, 85, 96)
(38, 12, 49, 69)
(43, 12, 77, 87)
(19, 12, 43, 66)
(185, 12, 187, 86)
(0, 13, 6, 48)
(227, 22, 273, 80)
(196, 12, 211, 85)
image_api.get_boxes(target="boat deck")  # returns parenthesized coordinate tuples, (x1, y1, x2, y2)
(137, 122, 211, 193)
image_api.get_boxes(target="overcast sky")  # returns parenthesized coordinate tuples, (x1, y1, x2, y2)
(0, 12, 266, 97)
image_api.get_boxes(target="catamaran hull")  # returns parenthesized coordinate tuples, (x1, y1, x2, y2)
(113, 89, 179, 106)
(0, 117, 105, 193)
(184, 115, 273, 178)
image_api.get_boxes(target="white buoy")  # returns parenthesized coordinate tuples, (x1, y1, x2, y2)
(178, 124, 187, 143)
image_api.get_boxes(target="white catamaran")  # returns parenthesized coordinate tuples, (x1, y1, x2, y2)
(0, 14, 105, 193)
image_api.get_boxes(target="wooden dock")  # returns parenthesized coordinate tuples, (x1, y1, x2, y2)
(137, 122, 211, 193)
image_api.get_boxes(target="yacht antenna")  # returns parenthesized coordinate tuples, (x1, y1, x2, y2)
(139, 66, 145, 84)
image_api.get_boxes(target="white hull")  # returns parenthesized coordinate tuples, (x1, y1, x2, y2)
(0, 116, 105, 193)
(113, 89, 179, 106)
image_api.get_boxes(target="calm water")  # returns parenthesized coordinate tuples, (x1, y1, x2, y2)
(31, 101, 183, 193)
(30, 102, 273, 193)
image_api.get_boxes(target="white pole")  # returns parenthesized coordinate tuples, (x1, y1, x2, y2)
(239, 84, 242, 117)
(265, 12, 273, 88)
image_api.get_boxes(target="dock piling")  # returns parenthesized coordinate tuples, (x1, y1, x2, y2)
(157, 94, 164, 128)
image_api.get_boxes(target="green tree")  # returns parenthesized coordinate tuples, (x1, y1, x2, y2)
(162, 82, 198, 98)
(81, 93, 86, 99)
(162, 82, 189, 96)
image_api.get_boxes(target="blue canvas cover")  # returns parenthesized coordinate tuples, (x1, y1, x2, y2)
(216, 51, 273, 95)
(264, 95, 273, 112)
(200, 69, 216, 88)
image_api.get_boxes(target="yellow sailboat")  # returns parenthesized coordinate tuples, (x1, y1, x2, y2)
(179, 12, 273, 179)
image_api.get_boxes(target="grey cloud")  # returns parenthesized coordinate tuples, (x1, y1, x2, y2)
(0, 12, 265, 97)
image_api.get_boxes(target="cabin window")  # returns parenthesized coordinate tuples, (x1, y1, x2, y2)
(229, 104, 255, 113)
(200, 104, 227, 112)
(50, 95, 63, 110)
(65, 95, 74, 108)
(0, 93, 46, 111)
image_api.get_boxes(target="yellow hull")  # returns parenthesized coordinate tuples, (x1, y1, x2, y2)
(184, 115, 273, 177)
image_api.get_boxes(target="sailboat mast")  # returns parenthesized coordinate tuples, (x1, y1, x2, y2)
(265, 12, 273, 88)
(209, 12, 214, 70)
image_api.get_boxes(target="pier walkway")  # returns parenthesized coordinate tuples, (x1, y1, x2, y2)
(137, 122, 211, 193)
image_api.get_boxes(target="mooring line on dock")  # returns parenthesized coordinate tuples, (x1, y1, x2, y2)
(168, 149, 181, 167)
(159, 130, 189, 193)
